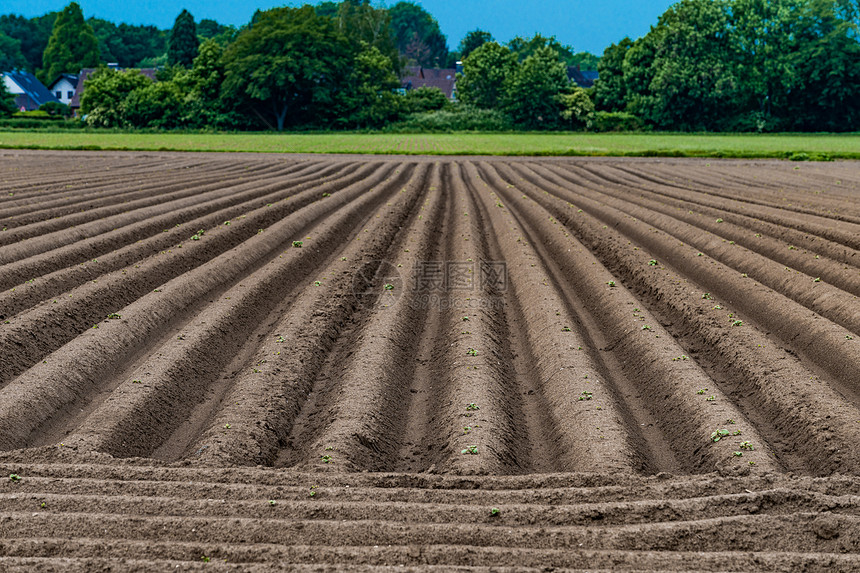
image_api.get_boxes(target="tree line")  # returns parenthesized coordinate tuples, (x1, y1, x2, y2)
(2, 0, 859, 132)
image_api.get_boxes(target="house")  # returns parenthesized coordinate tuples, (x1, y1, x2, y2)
(567, 65, 599, 89)
(400, 66, 457, 100)
(71, 65, 158, 116)
(49, 74, 79, 106)
(2, 70, 59, 111)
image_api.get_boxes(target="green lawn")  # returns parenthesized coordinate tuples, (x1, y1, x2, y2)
(0, 131, 858, 158)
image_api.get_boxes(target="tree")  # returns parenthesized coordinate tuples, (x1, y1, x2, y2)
(222, 6, 351, 131)
(641, 0, 741, 130)
(569, 51, 601, 69)
(167, 9, 198, 67)
(41, 2, 100, 83)
(456, 41, 517, 109)
(458, 29, 493, 60)
(502, 45, 570, 128)
(389, 2, 448, 67)
(89, 19, 167, 67)
(338, 44, 401, 127)
(559, 87, 595, 129)
(783, 0, 860, 130)
(0, 78, 16, 116)
(507, 34, 574, 63)
(594, 38, 632, 111)
(79, 66, 151, 127)
(197, 19, 226, 40)
(0, 32, 27, 71)
(124, 81, 183, 128)
(328, 0, 400, 74)
(0, 14, 56, 73)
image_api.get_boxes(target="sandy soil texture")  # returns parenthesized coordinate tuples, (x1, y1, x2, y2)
(0, 150, 859, 571)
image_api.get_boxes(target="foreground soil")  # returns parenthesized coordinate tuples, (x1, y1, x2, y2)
(1, 150, 859, 571)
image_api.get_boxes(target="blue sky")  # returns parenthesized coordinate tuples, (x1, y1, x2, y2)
(12, 1, 676, 55)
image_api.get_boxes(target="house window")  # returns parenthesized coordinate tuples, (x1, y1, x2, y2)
(67, 91, 73, 99)
(56, 91, 62, 99)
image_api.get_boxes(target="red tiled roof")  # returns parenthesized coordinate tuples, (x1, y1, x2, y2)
(401, 66, 457, 99)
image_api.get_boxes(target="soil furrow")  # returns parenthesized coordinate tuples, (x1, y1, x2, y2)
(532, 164, 860, 336)
(0, 162, 386, 386)
(0, 161, 362, 305)
(27, 165, 419, 457)
(0, 159, 275, 224)
(2, 153, 858, 571)
(272, 164, 444, 471)
(0, 160, 348, 263)
(0, 164, 400, 450)
(1, 511, 857, 553)
(487, 162, 781, 475)
(509, 162, 860, 474)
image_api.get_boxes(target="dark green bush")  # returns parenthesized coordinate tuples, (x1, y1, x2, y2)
(388, 105, 513, 132)
(587, 111, 643, 132)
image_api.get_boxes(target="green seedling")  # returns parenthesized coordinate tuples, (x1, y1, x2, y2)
(726, 419, 735, 424)
(733, 451, 744, 457)
(309, 485, 318, 497)
(314, 281, 322, 286)
(462, 316, 469, 321)
(641, 325, 652, 331)
(702, 293, 712, 300)
(9, 473, 20, 482)
(268, 500, 277, 506)
(190, 229, 205, 241)
(578, 391, 593, 401)
(224, 424, 231, 429)
(466, 403, 480, 411)
(132, 379, 142, 384)
(732, 320, 744, 327)
(697, 252, 704, 257)
(814, 277, 821, 283)
(607, 281, 616, 287)
(696, 389, 707, 395)
(490, 508, 500, 517)
(223, 220, 231, 226)
(733, 430, 742, 436)
(716, 218, 724, 223)
(292, 241, 303, 248)
(322, 192, 331, 198)
(277, 335, 285, 343)
(648, 259, 658, 266)
(461, 445, 479, 455)
(107, 313, 121, 319)
(562, 326, 571, 332)
(739, 441, 754, 450)
(672, 355, 688, 361)
(848, 335, 855, 340)
(466, 348, 479, 356)
(711, 429, 730, 442)
(706, 395, 716, 401)
(463, 426, 472, 434)
(201, 556, 210, 563)
(383, 283, 394, 291)
(321, 455, 333, 463)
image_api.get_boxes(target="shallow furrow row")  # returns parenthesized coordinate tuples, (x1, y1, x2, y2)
(0, 161, 385, 385)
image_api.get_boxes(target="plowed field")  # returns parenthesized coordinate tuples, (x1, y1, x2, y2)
(1, 150, 859, 571)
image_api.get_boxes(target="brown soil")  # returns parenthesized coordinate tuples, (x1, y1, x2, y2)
(1, 150, 859, 571)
